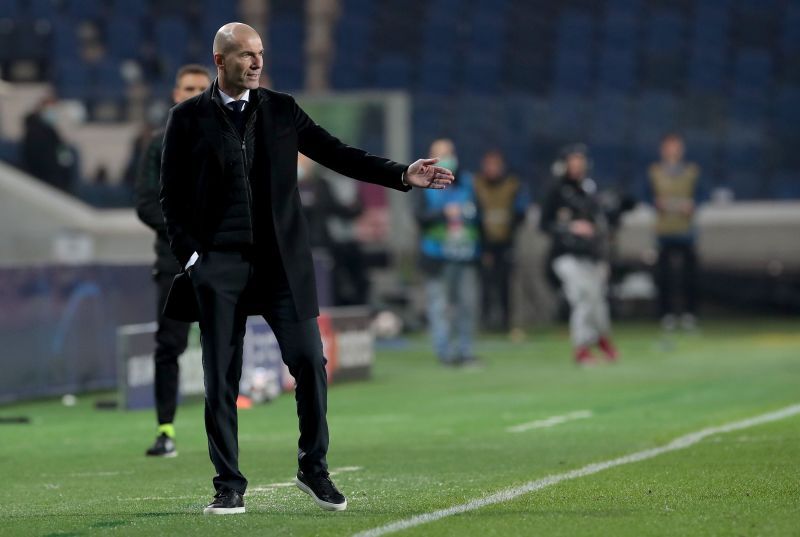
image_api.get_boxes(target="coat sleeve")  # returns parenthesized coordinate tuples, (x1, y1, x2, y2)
(159, 108, 203, 267)
(292, 97, 411, 192)
(135, 133, 167, 235)
(538, 182, 564, 235)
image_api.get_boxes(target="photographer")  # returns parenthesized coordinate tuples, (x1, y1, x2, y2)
(539, 144, 618, 365)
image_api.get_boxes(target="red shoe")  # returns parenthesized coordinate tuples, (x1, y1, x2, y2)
(598, 336, 619, 362)
(575, 346, 597, 365)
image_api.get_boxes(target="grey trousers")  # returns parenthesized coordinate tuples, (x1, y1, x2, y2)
(425, 263, 478, 362)
(552, 254, 611, 348)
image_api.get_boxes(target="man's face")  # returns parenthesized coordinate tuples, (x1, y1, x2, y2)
(565, 153, 587, 179)
(216, 35, 264, 94)
(661, 138, 684, 164)
(482, 153, 505, 180)
(172, 73, 210, 104)
(429, 140, 458, 171)
(429, 139, 455, 160)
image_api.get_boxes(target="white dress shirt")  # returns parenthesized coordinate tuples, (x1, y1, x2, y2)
(218, 87, 250, 110)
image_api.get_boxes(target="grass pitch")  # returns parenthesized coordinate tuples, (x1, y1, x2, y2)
(1, 319, 798, 536)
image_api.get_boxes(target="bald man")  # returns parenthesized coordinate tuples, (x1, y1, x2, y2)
(160, 23, 454, 515)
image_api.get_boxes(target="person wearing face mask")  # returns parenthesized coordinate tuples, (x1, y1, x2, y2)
(296, 153, 368, 305)
(473, 149, 529, 332)
(648, 133, 703, 331)
(539, 143, 618, 365)
(21, 96, 77, 193)
(415, 138, 481, 366)
(159, 23, 455, 514)
(135, 64, 212, 459)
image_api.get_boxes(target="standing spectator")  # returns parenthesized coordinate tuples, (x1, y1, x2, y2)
(135, 64, 212, 457)
(21, 96, 78, 193)
(540, 144, 618, 365)
(648, 133, 702, 331)
(416, 139, 481, 366)
(123, 123, 156, 191)
(473, 149, 529, 331)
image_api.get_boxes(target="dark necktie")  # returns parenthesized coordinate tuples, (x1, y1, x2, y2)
(227, 100, 246, 136)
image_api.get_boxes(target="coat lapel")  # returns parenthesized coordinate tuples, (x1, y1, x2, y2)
(197, 84, 225, 169)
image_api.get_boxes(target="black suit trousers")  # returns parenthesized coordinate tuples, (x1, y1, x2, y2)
(656, 240, 698, 317)
(189, 250, 329, 494)
(154, 271, 191, 425)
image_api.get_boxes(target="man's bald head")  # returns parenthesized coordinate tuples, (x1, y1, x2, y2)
(213, 22, 260, 55)
(212, 22, 264, 97)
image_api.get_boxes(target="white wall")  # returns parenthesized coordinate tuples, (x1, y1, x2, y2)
(0, 161, 151, 266)
(615, 202, 800, 272)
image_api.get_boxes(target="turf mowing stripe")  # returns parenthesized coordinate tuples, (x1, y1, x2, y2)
(506, 410, 593, 433)
(353, 403, 800, 537)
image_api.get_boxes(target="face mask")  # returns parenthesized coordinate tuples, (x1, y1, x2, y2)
(437, 156, 458, 172)
(41, 107, 57, 126)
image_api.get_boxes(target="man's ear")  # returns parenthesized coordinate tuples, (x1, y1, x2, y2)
(213, 53, 224, 70)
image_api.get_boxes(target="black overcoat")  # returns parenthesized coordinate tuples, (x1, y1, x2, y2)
(159, 83, 410, 321)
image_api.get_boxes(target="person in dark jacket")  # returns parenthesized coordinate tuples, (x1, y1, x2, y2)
(135, 64, 211, 457)
(539, 144, 618, 365)
(159, 23, 454, 515)
(21, 96, 77, 193)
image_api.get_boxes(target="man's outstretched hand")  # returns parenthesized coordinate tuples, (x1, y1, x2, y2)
(404, 158, 455, 189)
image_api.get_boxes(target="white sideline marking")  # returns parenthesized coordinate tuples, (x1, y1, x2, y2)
(249, 466, 363, 493)
(69, 471, 133, 477)
(353, 404, 800, 537)
(507, 410, 593, 433)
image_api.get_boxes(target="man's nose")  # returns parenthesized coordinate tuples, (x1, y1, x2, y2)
(252, 56, 263, 69)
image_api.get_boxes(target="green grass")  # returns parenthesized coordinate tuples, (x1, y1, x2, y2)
(1, 319, 799, 536)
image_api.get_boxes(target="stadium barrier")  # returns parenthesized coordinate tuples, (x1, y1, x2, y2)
(117, 308, 374, 410)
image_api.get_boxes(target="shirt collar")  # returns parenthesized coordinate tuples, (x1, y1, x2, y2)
(218, 86, 250, 109)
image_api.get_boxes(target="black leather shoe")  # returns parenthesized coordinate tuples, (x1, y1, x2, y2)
(145, 433, 177, 458)
(203, 489, 245, 515)
(295, 470, 347, 511)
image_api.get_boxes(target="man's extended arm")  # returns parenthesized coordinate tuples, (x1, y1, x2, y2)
(159, 109, 203, 267)
(538, 184, 559, 235)
(292, 98, 410, 192)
